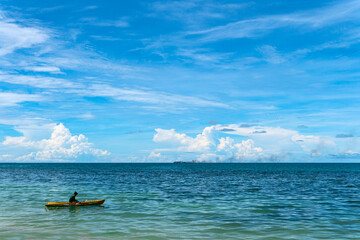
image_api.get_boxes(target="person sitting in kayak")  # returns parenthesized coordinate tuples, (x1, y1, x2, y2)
(69, 192, 79, 203)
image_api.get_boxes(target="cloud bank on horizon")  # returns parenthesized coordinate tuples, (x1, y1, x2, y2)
(0, 0, 359, 162)
(150, 124, 359, 162)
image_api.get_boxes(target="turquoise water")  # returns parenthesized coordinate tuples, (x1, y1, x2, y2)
(1, 163, 360, 239)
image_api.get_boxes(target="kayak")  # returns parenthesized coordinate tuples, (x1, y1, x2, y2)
(45, 199, 105, 207)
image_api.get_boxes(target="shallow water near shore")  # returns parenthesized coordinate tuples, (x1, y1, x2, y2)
(1, 163, 360, 239)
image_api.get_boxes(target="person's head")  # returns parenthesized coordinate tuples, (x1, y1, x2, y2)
(74, 192, 78, 196)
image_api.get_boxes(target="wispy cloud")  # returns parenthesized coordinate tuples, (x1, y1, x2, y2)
(0, 71, 229, 110)
(187, 0, 360, 42)
(0, 16, 48, 56)
(150, 0, 249, 29)
(90, 35, 123, 41)
(257, 45, 286, 64)
(80, 6, 98, 11)
(0, 92, 44, 107)
(80, 17, 129, 28)
(176, 48, 231, 65)
(24, 66, 62, 74)
(293, 29, 360, 56)
(141, 1, 360, 68)
(0, 74, 81, 89)
(29, 5, 65, 13)
(77, 84, 230, 109)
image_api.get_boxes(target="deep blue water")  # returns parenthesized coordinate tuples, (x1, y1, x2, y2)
(1, 163, 360, 239)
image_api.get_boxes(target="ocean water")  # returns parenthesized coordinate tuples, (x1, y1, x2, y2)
(1, 163, 360, 239)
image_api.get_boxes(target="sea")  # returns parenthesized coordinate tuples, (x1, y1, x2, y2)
(1, 163, 360, 239)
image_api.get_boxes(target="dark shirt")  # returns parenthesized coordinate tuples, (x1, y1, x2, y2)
(69, 195, 78, 203)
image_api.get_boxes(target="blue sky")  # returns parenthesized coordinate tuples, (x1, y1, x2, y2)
(0, 0, 360, 162)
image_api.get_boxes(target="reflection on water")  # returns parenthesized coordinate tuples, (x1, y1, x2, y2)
(45, 205, 105, 214)
(45, 206, 81, 214)
(1, 163, 360, 239)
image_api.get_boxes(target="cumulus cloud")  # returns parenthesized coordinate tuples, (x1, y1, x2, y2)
(217, 124, 336, 155)
(2, 123, 109, 161)
(153, 126, 216, 152)
(147, 151, 162, 161)
(291, 134, 335, 154)
(153, 126, 264, 162)
(151, 123, 343, 162)
(217, 137, 263, 160)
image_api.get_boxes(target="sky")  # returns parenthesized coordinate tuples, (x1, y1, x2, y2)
(0, 0, 360, 162)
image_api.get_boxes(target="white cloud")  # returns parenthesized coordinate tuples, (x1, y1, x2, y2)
(0, 17, 48, 56)
(257, 45, 286, 64)
(330, 150, 360, 158)
(291, 134, 335, 154)
(0, 7, 230, 114)
(12, 123, 56, 140)
(0, 154, 12, 161)
(216, 124, 336, 155)
(176, 48, 230, 65)
(24, 66, 62, 74)
(0, 118, 52, 129)
(217, 137, 263, 159)
(0, 91, 44, 106)
(0, 74, 81, 89)
(198, 153, 223, 162)
(90, 35, 123, 41)
(3, 136, 29, 147)
(154, 126, 216, 152)
(233, 139, 263, 159)
(0, 74, 229, 111)
(153, 126, 264, 162)
(152, 124, 343, 162)
(217, 124, 297, 139)
(80, 17, 129, 28)
(76, 112, 95, 120)
(2, 123, 110, 162)
(0, 10, 146, 85)
(187, 0, 360, 42)
(80, 84, 229, 109)
(148, 151, 161, 160)
(81, 6, 98, 11)
(151, 0, 248, 28)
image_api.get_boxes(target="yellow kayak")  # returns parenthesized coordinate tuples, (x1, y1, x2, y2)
(45, 199, 105, 207)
